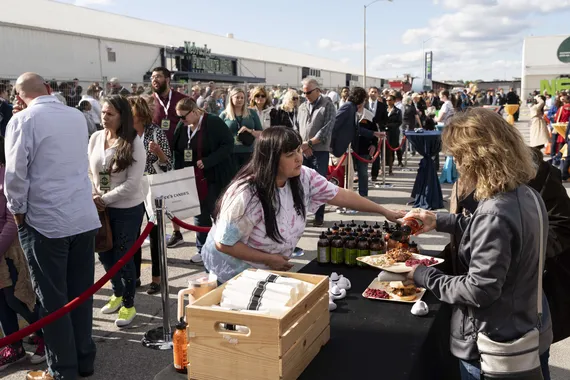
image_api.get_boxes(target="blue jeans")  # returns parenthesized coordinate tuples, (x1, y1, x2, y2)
(19, 223, 98, 380)
(355, 154, 370, 197)
(98, 203, 144, 309)
(0, 257, 42, 347)
(303, 151, 329, 221)
(459, 349, 551, 380)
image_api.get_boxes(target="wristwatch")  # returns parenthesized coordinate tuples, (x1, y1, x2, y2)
(307, 140, 314, 149)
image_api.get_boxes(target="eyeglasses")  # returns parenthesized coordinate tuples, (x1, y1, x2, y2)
(178, 111, 192, 120)
(303, 88, 318, 96)
(254, 94, 266, 98)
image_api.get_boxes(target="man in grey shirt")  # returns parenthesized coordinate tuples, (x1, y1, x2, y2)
(297, 78, 336, 226)
(5, 73, 101, 380)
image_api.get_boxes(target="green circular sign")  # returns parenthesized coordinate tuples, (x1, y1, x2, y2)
(557, 36, 570, 63)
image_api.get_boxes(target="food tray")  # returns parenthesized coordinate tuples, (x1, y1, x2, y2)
(362, 279, 426, 303)
(356, 253, 444, 273)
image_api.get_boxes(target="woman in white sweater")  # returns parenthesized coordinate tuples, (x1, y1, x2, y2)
(88, 95, 145, 327)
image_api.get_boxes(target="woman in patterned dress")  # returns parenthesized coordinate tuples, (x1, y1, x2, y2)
(201, 127, 405, 283)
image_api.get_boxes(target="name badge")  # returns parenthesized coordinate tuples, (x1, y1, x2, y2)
(161, 119, 170, 130)
(184, 149, 193, 162)
(99, 171, 111, 192)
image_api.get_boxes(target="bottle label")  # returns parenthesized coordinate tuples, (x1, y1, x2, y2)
(331, 247, 344, 264)
(345, 248, 357, 266)
(318, 246, 330, 263)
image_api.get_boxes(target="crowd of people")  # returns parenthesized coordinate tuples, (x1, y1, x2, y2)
(0, 68, 568, 380)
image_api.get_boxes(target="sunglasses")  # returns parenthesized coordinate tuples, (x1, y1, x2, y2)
(254, 94, 266, 98)
(303, 88, 318, 96)
(178, 110, 192, 120)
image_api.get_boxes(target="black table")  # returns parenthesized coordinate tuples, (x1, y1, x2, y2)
(155, 251, 460, 380)
(405, 131, 444, 210)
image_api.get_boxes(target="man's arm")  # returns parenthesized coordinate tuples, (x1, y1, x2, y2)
(4, 116, 31, 225)
(313, 100, 337, 145)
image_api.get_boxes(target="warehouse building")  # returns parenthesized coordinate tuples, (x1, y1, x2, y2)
(1, 0, 384, 89)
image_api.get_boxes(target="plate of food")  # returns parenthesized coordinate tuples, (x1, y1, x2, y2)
(362, 280, 426, 303)
(356, 248, 444, 273)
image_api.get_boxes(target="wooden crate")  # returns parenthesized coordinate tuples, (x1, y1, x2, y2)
(186, 269, 330, 380)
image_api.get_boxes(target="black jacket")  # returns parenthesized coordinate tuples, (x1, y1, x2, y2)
(172, 113, 236, 195)
(381, 107, 402, 149)
(330, 102, 375, 157)
(0, 100, 12, 137)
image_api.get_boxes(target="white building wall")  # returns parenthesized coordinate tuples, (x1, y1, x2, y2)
(522, 35, 570, 95)
(264, 63, 298, 86)
(238, 59, 266, 81)
(97, 39, 160, 83)
(330, 72, 346, 89)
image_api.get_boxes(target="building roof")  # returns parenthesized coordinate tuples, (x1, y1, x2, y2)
(2, 0, 373, 78)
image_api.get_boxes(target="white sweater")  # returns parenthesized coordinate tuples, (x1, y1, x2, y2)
(88, 130, 146, 209)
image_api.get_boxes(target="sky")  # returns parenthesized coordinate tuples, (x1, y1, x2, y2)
(55, 0, 570, 81)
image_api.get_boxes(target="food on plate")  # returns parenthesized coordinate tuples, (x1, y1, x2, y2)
(388, 281, 418, 301)
(364, 288, 390, 299)
(386, 248, 413, 263)
(405, 257, 439, 267)
(363, 255, 394, 267)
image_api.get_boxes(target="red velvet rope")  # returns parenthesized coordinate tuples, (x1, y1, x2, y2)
(0, 222, 155, 349)
(169, 216, 212, 233)
(351, 139, 383, 164)
(386, 136, 407, 152)
(326, 153, 347, 180)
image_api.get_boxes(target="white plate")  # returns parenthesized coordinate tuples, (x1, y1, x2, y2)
(356, 253, 444, 273)
(362, 279, 426, 303)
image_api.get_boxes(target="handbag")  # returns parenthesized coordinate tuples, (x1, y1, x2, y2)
(475, 187, 545, 379)
(95, 210, 113, 253)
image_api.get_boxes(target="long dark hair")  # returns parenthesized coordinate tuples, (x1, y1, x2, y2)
(213, 127, 306, 243)
(102, 95, 137, 172)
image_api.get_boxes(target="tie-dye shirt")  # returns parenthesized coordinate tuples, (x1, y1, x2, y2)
(202, 166, 339, 283)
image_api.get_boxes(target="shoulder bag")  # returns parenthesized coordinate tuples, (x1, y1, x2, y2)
(475, 187, 545, 379)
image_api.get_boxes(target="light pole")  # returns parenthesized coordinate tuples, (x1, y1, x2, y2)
(421, 36, 436, 88)
(363, 0, 393, 88)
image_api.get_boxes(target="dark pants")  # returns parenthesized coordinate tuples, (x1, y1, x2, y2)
(134, 213, 159, 279)
(354, 154, 370, 197)
(98, 203, 144, 309)
(371, 152, 381, 179)
(387, 147, 403, 169)
(0, 257, 42, 348)
(19, 223, 98, 380)
(195, 185, 218, 254)
(550, 133, 559, 158)
(303, 151, 329, 222)
(459, 349, 551, 380)
(234, 152, 252, 171)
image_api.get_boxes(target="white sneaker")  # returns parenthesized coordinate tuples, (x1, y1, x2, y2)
(115, 306, 136, 327)
(101, 295, 123, 314)
(190, 253, 203, 264)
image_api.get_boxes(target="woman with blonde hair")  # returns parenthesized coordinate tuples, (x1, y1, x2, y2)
(276, 89, 300, 130)
(249, 86, 278, 130)
(219, 87, 262, 169)
(405, 108, 552, 380)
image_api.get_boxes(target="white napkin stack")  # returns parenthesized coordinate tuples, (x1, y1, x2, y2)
(241, 269, 314, 298)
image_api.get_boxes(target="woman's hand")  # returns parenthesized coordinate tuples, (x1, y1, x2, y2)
(196, 160, 204, 169)
(404, 209, 436, 235)
(93, 195, 106, 212)
(264, 254, 294, 271)
(385, 209, 407, 223)
(149, 141, 162, 156)
(238, 126, 252, 135)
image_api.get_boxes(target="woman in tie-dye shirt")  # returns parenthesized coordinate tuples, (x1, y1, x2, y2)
(202, 127, 405, 283)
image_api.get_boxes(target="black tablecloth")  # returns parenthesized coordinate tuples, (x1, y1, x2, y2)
(405, 131, 444, 210)
(155, 251, 460, 380)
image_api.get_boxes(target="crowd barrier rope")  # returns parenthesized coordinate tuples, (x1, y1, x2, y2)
(0, 222, 155, 349)
(386, 136, 407, 152)
(351, 140, 383, 164)
(167, 212, 211, 233)
(326, 153, 347, 181)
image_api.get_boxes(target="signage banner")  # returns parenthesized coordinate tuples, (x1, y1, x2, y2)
(424, 51, 433, 80)
(557, 36, 570, 64)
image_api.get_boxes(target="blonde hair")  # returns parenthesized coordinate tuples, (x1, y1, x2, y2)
(249, 86, 270, 109)
(281, 89, 299, 113)
(224, 87, 250, 120)
(443, 108, 537, 200)
(127, 96, 153, 126)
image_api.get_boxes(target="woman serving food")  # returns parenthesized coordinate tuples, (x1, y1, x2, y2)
(202, 127, 405, 283)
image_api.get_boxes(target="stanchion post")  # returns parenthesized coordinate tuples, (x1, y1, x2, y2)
(404, 138, 408, 168)
(142, 197, 173, 350)
(382, 136, 386, 186)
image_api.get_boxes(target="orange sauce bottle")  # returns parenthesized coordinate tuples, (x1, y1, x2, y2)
(173, 318, 188, 374)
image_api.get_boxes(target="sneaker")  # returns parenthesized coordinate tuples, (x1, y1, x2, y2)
(146, 282, 161, 295)
(167, 231, 184, 248)
(101, 295, 123, 314)
(115, 306, 136, 327)
(29, 337, 46, 365)
(0, 345, 26, 371)
(190, 253, 203, 264)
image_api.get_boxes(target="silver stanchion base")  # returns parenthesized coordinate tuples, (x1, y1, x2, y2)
(142, 326, 174, 350)
(374, 183, 394, 189)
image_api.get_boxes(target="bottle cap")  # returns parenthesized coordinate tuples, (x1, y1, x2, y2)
(176, 317, 188, 330)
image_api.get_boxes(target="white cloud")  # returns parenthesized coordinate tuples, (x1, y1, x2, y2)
(318, 38, 366, 52)
(74, 0, 112, 6)
(340, 58, 350, 64)
(372, 0, 570, 80)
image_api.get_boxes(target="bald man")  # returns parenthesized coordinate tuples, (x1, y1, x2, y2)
(5, 73, 101, 380)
